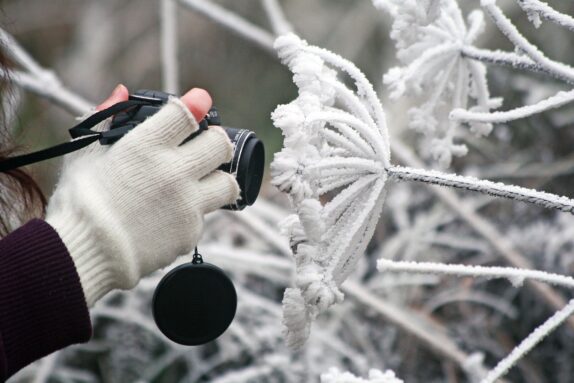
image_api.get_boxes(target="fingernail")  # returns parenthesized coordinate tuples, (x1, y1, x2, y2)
(182, 88, 212, 122)
(112, 84, 124, 96)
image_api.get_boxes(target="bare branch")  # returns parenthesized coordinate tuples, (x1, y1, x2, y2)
(260, 0, 293, 35)
(0, 69, 92, 115)
(177, 0, 275, 54)
(160, 0, 180, 94)
(0, 28, 93, 115)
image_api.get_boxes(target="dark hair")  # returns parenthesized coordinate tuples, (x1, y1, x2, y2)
(0, 44, 46, 237)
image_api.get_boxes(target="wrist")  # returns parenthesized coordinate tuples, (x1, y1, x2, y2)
(46, 209, 116, 307)
(45, 169, 141, 306)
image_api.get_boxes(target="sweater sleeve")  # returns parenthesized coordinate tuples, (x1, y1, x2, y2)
(0, 219, 92, 382)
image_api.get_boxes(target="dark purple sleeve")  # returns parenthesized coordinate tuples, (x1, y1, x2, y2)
(0, 219, 92, 382)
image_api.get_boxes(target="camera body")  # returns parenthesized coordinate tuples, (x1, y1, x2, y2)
(108, 89, 264, 210)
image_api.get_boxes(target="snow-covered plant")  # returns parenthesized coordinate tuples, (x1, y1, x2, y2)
(271, 33, 392, 349)
(7, 1, 574, 382)
(271, 31, 574, 381)
(321, 368, 403, 383)
(376, 0, 498, 167)
(376, 0, 574, 167)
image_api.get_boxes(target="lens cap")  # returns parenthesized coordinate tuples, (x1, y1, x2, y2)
(152, 262, 237, 345)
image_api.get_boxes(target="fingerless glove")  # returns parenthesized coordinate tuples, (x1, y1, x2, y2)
(46, 97, 239, 307)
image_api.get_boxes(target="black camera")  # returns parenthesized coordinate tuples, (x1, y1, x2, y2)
(108, 89, 264, 210)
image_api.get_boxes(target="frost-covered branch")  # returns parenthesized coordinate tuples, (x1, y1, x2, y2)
(481, 299, 574, 383)
(377, 0, 500, 167)
(160, 0, 179, 94)
(260, 0, 293, 35)
(0, 68, 92, 115)
(320, 368, 403, 383)
(0, 28, 93, 115)
(177, 0, 275, 54)
(391, 139, 574, 329)
(481, 0, 574, 83)
(517, 0, 574, 32)
(451, 88, 574, 123)
(344, 281, 489, 380)
(377, 259, 574, 290)
(378, 0, 574, 163)
(460, 46, 574, 84)
(0, 27, 46, 77)
(271, 31, 574, 351)
(388, 165, 574, 214)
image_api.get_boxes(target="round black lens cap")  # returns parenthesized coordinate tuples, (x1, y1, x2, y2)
(152, 262, 237, 346)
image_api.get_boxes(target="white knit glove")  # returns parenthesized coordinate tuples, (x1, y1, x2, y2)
(46, 97, 239, 307)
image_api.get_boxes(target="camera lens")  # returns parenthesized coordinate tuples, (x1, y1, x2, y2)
(218, 127, 265, 210)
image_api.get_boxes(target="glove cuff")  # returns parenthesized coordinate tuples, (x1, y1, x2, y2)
(46, 210, 116, 307)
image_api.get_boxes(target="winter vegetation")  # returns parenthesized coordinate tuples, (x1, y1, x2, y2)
(3, 0, 574, 382)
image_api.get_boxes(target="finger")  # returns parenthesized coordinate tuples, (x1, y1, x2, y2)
(181, 88, 212, 122)
(96, 84, 129, 111)
(197, 171, 240, 214)
(176, 126, 233, 178)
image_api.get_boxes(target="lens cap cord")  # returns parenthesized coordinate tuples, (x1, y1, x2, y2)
(191, 247, 203, 264)
(152, 245, 237, 346)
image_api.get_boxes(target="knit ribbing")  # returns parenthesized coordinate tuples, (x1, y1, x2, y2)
(0, 219, 91, 381)
(46, 209, 117, 307)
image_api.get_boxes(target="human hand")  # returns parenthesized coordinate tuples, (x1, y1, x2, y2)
(46, 85, 239, 307)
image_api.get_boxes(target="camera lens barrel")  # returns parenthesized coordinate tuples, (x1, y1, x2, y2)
(218, 127, 264, 210)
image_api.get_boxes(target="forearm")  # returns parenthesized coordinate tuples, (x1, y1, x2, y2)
(0, 219, 91, 382)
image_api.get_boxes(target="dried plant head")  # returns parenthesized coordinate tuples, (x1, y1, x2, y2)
(378, 0, 501, 167)
(271, 33, 390, 349)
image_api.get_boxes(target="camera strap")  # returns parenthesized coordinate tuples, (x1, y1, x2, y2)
(0, 98, 159, 173)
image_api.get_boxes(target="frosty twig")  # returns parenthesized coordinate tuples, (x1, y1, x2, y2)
(378, 259, 574, 290)
(177, 0, 275, 54)
(388, 165, 574, 214)
(160, 0, 179, 94)
(0, 28, 93, 115)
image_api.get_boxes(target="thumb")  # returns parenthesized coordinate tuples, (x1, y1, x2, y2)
(180, 88, 212, 122)
(97, 84, 129, 111)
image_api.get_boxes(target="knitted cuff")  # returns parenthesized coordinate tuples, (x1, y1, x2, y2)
(46, 210, 116, 307)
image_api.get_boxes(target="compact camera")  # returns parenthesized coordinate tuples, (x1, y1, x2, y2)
(107, 89, 265, 210)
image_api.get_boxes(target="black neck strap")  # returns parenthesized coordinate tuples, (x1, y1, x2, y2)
(0, 99, 157, 173)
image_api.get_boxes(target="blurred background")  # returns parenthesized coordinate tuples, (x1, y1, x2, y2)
(1, 0, 390, 197)
(3, 0, 574, 382)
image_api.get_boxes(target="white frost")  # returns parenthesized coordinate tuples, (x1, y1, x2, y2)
(379, 0, 497, 167)
(321, 368, 404, 383)
(271, 33, 390, 349)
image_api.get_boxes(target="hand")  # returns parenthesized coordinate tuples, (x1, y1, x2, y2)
(46, 85, 239, 307)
